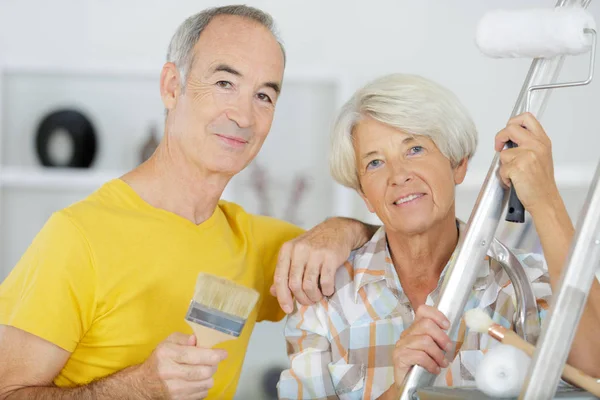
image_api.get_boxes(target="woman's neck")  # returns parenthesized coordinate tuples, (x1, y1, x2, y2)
(387, 214, 459, 307)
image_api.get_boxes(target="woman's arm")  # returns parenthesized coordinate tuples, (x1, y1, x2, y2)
(496, 112, 600, 377)
(529, 196, 600, 377)
(278, 302, 337, 399)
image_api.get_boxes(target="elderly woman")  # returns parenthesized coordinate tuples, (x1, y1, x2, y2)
(277, 74, 600, 399)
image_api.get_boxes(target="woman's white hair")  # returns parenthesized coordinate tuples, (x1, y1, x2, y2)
(330, 73, 478, 191)
(166, 5, 285, 87)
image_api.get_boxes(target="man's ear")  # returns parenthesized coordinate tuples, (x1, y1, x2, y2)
(453, 158, 468, 185)
(160, 62, 181, 111)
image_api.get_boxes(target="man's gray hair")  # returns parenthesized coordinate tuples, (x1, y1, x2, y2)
(330, 73, 478, 191)
(166, 5, 286, 86)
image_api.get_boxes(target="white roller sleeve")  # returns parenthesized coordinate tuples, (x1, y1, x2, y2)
(476, 7, 596, 58)
(475, 344, 531, 398)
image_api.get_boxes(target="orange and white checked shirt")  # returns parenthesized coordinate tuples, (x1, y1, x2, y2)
(277, 225, 551, 399)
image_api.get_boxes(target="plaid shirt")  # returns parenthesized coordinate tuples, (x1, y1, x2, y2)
(278, 225, 551, 400)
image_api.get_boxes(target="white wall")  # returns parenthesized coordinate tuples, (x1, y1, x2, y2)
(1, 1, 599, 398)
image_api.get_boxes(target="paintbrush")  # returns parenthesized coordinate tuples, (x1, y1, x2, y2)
(465, 308, 600, 397)
(185, 273, 260, 348)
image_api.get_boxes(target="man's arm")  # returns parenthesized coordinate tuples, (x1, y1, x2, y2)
(272, 217, 378, 313)
(0, 326, 224, 400)
(0, 325, 150, 400)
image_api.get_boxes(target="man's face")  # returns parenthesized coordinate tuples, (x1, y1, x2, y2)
(164, 15, 285, 177)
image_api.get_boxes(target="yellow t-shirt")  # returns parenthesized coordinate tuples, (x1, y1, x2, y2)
(0, 179, 304, 398)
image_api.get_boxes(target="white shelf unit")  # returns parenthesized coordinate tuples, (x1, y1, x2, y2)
(0, 166, 125, 190)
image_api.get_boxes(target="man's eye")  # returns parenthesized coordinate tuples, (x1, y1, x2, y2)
(257, 93, 273, 103)
(216, 81, 233, 88)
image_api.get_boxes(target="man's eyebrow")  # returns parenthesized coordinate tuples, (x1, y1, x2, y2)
(264, 82, 281, 95)
(211, 64, 242, 76)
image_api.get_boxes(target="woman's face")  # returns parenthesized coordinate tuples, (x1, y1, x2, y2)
(354, 117, 468, 236)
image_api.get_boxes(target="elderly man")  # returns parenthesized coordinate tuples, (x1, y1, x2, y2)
(0, 6, 375, 400)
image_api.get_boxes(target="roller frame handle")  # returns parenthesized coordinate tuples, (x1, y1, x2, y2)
(505, 140, 526, 223)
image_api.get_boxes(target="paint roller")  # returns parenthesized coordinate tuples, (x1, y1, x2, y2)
(476, 7, 597, 223)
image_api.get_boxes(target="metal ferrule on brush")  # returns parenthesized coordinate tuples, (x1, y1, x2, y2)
(487, 323, 507, 341)
(185, 301, 246, 337)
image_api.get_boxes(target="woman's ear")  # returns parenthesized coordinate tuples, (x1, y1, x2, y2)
(453, 158, 468, 185)
(358, 188, 376, 213)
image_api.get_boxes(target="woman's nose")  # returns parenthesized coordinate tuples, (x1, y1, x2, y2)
(390, 162, 414, 186)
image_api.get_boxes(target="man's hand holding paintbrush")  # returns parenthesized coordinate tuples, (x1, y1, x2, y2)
(121, 272, 255, 400)
(134, 332, 227, 399)
(107, 273, 257, 400)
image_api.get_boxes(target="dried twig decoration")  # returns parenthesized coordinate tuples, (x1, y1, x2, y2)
(248, 161, 311, 225)
(284, 175, 310, 225)
(249, 161, 272, 216)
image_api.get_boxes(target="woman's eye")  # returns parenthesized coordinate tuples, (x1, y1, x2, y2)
(367, 159, 383, 170)
(216, 81, 233, 88)
(408, 145, 424, 155)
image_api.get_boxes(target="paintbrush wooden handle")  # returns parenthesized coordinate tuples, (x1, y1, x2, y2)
(503, 329, 600, 397)
(500, 329, 536, 353)
(188, 322, 236, 348)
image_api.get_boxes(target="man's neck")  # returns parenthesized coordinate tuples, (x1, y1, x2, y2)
(121, 141, 231, 225)
(387, 213, 458, 305)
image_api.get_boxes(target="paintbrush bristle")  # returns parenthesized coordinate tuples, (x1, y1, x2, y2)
(192, 273, 260, 320)
(465, 308, 494, 333)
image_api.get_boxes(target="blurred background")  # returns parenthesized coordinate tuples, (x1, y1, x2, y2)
(0, 0, 599, 398)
